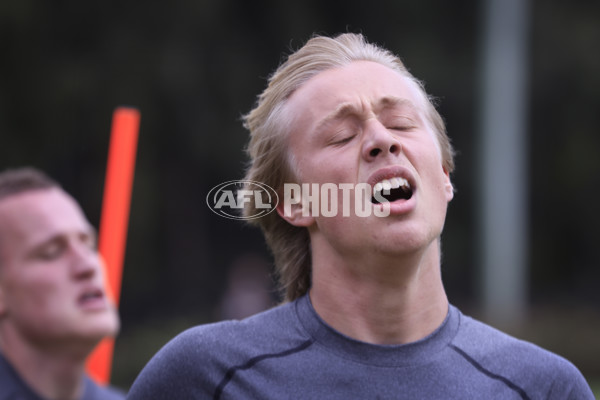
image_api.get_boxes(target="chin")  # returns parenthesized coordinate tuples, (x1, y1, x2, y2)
(100, 313, 120, 337)
(81, 312, 121, 341)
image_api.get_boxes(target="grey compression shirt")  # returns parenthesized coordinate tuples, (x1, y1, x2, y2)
(127, 294, 593, 399)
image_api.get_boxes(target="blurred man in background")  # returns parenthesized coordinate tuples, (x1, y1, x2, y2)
(127, 33, 593, 399)
(0, 168, 124, 400)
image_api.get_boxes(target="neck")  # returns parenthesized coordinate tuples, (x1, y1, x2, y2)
(0, 328, 91, 400)
(309, 239, 448, 345)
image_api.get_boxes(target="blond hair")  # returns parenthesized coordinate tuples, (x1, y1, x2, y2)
(242, 33, 455, 301)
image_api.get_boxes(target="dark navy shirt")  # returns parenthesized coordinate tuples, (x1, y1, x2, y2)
(0, 353, 125, 400)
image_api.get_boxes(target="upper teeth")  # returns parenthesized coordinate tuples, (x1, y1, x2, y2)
(373, 177, 410, 194)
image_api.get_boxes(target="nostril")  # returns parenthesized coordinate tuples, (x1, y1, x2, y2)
(370, 148, 381, 157)
(390, 144, 399, 153)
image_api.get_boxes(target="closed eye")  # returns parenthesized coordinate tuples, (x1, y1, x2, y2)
(383, 113, 419, 132)
(331, 135, 356, 146)
(389, 125, 415, 131)
(80, 229, 98, 251)
(34, 238, 67, 261)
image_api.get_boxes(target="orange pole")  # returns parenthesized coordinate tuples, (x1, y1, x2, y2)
(86, 107, 140, 384)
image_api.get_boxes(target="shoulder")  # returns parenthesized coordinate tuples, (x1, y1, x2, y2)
(156, 300, 305, 360)
(0, 353, 44, 400)
(127, 301, 309, 399)
(451, 311, 594, 399)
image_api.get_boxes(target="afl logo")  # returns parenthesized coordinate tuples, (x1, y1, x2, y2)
(206, 180, 279, 220)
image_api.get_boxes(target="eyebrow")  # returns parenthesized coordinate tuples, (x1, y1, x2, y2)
(28, 224, 98, 253)
(378, 96, 419, 111)
(315, 96, 418, 132)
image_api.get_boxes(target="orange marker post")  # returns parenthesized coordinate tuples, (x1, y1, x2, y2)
(86, 107, 140, 384)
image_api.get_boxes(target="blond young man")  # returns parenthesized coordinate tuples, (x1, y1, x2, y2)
(128, 34, 593, 399)
(0, 168, 124, 400)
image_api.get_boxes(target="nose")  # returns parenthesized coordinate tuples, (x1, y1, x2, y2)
(70, 242, 100, 280)
(361, 120, 402, 161)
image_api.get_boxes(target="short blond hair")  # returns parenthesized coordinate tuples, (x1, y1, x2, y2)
(242, 33, 455, 301)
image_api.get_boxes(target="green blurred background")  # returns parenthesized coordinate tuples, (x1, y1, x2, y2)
(1, 0, 598, 393)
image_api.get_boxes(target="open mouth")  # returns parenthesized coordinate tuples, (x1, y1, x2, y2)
(371, 177, 413, 204)
(78, 289, 104, 306)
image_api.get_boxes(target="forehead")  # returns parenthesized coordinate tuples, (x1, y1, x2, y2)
(0, 188, 91, 250)
(286, 61, 426, 123)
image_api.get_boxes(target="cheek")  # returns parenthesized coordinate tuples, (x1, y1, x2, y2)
(13, 273, 65, 307)
(416, 137, 446, 177)
(322, 150, 360, 181)
(429, 171, 452, 201)
(299, 157, 346, 184)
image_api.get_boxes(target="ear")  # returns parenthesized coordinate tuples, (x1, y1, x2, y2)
(276, 187, 315, 227)
(443, 167, 454, 202)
